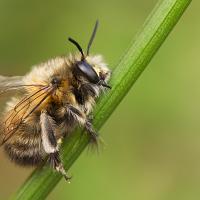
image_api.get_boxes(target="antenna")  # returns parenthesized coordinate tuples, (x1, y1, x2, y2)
(68, 37, 85, 60)
(86, 20, 99, 56)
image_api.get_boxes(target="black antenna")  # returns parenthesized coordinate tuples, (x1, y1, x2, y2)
(68, 37, 85, 60)
(87, 20, 99, 56)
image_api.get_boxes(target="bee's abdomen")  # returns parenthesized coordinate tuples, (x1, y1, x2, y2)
(3, 121, 46, 166)
(4, 143, 45, 166)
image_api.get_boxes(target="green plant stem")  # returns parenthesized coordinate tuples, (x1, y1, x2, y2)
(12, 0, 191, 199)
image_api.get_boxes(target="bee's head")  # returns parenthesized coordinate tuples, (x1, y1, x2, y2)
(68, 21, 111, 89)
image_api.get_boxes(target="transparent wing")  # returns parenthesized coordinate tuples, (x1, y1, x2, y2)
(0, 75, 53, 145)
(0, 75, 23, 85)
(1, 85, 54, 145)
(0, 75, 24, 95)
(0, 75, 47, 97)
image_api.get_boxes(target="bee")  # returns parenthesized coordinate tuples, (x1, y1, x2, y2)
(0, 21, 111, 181)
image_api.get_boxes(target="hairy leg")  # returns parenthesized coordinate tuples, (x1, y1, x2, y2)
(66, 105, 99, 144)
(40, 110, 71, 181)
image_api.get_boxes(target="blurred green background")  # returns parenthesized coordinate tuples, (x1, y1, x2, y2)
(0, 0, 199, 199)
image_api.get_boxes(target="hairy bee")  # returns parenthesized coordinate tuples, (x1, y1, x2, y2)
(0, 21, 111, 180)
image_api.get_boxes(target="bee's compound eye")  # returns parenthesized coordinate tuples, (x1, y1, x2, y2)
(51, 77, 61, 85)
(77, 61, 100, 84)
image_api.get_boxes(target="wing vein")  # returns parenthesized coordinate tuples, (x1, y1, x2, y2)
(1, 86, 54, 145)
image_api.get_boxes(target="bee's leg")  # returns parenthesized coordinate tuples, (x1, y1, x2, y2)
(40, 110, 71, 181)
(49, 152, 71, 182)
(85, 120, 99, 144)
(66, 105, 98, 143)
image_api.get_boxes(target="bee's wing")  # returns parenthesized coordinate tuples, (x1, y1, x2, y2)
(0, 75, 24, 97)
(0, 75, 22, 84)
(0, 75, 54, 145)
(0, 75, 47, 99)
(1, 85, 54, 145)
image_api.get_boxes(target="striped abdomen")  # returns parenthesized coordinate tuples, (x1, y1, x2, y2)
(3, 117, 46, 166)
